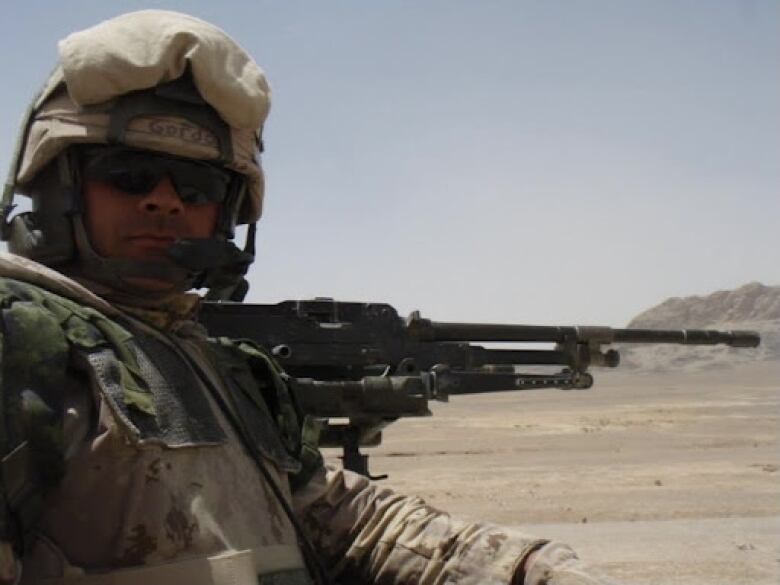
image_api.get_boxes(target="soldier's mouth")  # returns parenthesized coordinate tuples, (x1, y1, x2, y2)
(126, 235, 177, 254)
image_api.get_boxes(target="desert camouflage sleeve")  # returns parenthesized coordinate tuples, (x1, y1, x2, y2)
(293, 464, 618, 585)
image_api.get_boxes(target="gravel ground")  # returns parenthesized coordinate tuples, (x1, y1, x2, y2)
(324, 361, 780, 584)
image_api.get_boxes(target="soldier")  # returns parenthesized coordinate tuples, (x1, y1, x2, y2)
(0, 11, 618, 585)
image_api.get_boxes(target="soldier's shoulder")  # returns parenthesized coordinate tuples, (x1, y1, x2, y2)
(0, 252, 116, 315)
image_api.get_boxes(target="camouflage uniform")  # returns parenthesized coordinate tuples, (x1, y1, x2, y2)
(0, 253, 546, 585)
(0, 11, 619, 585)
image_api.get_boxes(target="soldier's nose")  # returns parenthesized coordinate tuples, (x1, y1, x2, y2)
(138, 176, 183, 215)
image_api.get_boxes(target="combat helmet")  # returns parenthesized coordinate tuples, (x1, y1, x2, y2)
(0, 10, 271, 300)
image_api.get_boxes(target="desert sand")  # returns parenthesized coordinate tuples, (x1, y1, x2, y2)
(324, 361, 780, 584)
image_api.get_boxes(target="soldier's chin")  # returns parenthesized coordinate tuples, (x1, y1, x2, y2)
(125, 276, 178, 292)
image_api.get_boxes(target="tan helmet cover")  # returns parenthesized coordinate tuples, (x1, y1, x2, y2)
(16, 10, 270, 223)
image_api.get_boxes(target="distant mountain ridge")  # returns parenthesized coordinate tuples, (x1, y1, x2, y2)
(628, 282, 780, 328)
(619, 282, 779, 372)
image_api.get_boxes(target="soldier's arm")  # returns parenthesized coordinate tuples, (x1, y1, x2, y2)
(292, 464, 619, 584)
(0, 282, 97, 584)
(0, 386, 94, 584)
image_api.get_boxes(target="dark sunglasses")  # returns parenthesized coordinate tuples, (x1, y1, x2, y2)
(81, 147, 235, 205)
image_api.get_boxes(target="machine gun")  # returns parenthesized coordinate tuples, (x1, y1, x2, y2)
(200, 299, 761, 478)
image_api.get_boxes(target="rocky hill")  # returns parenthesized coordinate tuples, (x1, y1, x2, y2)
(618, 282, 780, 372)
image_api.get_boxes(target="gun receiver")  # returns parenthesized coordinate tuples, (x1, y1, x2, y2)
(200, 299, 760, 478)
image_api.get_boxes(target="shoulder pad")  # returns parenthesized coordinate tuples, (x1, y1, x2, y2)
(0, 253, 116, 316)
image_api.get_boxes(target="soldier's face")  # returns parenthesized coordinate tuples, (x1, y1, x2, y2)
(83, 176, 219, 290)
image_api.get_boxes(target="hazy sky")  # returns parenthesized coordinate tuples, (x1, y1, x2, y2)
(1, 1, 777, 325)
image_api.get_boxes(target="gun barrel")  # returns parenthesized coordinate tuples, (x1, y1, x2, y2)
(411, 317, 760, 348)
(612, 328, 760, 348)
